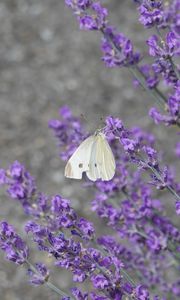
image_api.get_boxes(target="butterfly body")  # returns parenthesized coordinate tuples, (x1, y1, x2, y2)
(65, 132, 115, 181)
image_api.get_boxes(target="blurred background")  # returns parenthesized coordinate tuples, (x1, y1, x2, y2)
(0, 1, 179, 299)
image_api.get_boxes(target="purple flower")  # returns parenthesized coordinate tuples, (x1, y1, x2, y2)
(64, 0, 141, 70)
(145, 229, 167, 252)
(77, 218, 94, 239)
(0, 169, 8, 184)
(138, 0, 163, 28)
(91, 274, 109, 289)
(121, 138, 138, 152)
(51, 195, 71, 214)
(135, 285, 150, 300)
(134, 64, 160, 88)
(175, 201, 180, 215)
(49, 106, 86, 161)
(146, 31, 179, 89)
(148, 107, 166, 125)
(136, 0, 180, 32)
(79, 15, 97, 30)
(65, 0, 92, 10)
(71, 287, 88, 300)
(10, 160, 24, 178)
(9, 183, 28, 200)
(1, 98, 180, 300)
(149, 107, 175, 126)
(147, 32, 180, 58)
(27, 262, 49, 285)
(171, 280, 180, 297)
(0, 221, 29, 265)
(101, 27, 140, 68)
(0, 161, 36, 206)
(1, 0, 180, 295)
(70, 1, 108, 31)
(147, 35, 163, 57)
(90, 293, 108, 300)
(168, 84, 180, 117)
(73, 270, 87, 283)
(132, 126, 155, 146)
(142, 146, 157, 166)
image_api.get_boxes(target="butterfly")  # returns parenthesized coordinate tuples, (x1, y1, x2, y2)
(65, 131, 116, 181)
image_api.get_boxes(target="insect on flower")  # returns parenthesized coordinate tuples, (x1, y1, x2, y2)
(65, 130, 116, 181)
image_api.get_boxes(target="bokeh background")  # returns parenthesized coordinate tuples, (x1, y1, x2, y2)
(0, 1, 179, 299)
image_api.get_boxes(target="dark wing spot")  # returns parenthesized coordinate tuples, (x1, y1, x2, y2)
(94, 163, 97, 167)
(79, 163, 83, 168)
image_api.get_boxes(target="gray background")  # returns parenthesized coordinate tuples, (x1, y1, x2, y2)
(0, 1, 179, 299)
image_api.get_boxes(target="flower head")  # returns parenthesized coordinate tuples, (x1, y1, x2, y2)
(27, 262, 49, 285)
(0, 221, 29, 265)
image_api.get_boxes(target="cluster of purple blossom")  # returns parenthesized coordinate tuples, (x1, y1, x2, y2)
(49, 107, 180, 298)
(0, 1, 180, 300)
(1, 107, 179, 299)
(0, 161, 155, 299)
(65, 0, 180, 126)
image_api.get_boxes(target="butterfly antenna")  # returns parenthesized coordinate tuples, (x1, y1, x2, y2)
(97, 117, 106, 132)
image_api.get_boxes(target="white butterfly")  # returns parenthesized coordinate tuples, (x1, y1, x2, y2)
(65, 132, 116, 181)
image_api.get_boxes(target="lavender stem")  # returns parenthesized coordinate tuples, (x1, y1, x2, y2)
(144, 162, 180, 201)
(25, 259, 73, 299)
(129, 67, 166, 107)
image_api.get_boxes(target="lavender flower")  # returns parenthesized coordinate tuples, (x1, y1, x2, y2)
(147, 32, 179, 58)
(133, 0, 180, 129)
(138, 0, 164, 28)
(135, 285, 150, 300)
(101, 26, 140, 68)
(0, 1, 180, 299)
(64, 0, 170, 105)
(49, 106, 86, 161)
(175, 201, 180, 215)
(27, 262, 49, 285)
(71, 287, 88, 300)
(0, 221, 29, 265)
(0, 137, 179, 298)
(48, 107, 180, 298)
(136, 0, 180, 31)
(133, 64, 160, 88)
(0, 160, 36, 200)
(149, 83, 180, 126)
(65, 0, 108, 30)
(1, 161, 160, 299)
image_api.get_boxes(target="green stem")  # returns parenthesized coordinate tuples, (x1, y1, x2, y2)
(168, 56, 180, 81)
(46, 281, 69, 297)
(130, 66, 166, 106)
(121, 269, 136, 287)
(167, 241, 180, 262)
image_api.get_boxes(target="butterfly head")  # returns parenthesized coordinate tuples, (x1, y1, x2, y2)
(94, 125, 106, 137)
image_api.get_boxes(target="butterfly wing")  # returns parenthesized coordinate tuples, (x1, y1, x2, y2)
(86, 133, 116, 181)
(65, 136, 94, 179)
(86, 136, 102, 181)
(100, 135, 116, 181)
